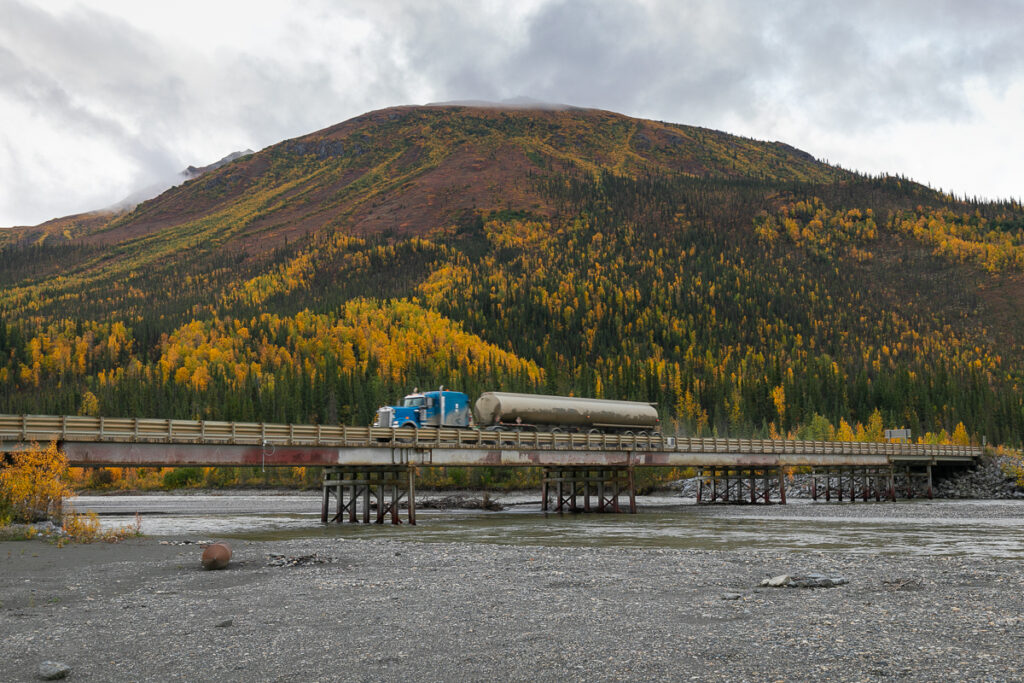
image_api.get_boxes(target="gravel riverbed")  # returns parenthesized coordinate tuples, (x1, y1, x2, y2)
(3, 503, 1024, 682)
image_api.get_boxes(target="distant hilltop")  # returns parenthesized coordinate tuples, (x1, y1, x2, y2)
(425, 97, 578, 110)
(107, 149, 255, 213)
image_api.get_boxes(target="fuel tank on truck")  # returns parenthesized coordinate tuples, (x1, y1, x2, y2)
(473, 392, 659, 430)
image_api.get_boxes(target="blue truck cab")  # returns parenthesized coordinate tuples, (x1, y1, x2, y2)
(374, 387, 472, 429)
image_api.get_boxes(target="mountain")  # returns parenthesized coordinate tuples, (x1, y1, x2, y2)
(8, 106, 843, 249)
(1, 104, 1023, 445)
(0, 149, 253, 245)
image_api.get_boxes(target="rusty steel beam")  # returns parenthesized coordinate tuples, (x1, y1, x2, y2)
(423, 448, 901, 468)
(60, 441, 343, 467)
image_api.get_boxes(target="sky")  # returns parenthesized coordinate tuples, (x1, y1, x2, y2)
(1, 0, 1023, 227)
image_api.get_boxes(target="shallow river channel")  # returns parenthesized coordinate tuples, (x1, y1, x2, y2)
(67, 493, 1024, 559)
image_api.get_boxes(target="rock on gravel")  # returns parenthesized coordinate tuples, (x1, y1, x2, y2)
(265, 552, 336, 567)
(36, 661, 70, 680)
(760, 573, 849, 588)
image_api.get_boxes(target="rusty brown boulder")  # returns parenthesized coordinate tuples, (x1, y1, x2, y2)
(201, 542, 232, 570)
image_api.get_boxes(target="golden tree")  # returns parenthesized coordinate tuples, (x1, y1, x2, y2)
(0, 441, 73, 523)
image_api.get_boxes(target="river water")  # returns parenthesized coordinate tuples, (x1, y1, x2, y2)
(68, 493, 1024, 559)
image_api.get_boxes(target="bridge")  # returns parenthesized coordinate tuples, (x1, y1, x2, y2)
(0, 414, 983, 524)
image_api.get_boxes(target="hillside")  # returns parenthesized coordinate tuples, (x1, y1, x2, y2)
(2, 104, 1023, 444)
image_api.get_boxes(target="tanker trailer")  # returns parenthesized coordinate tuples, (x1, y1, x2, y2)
(473, 392, 659, 433)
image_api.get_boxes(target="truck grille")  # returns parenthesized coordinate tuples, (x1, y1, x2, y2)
(374, 407, 393, 428)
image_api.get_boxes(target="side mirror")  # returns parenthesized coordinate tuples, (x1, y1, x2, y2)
(426, 397, 435, 408)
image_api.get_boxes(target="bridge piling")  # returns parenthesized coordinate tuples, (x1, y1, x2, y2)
(321, 466, 415, 525)
(893, 464, 934, 500)
(697, 467, 786, 504)
(541, 467, 635, 513)
(810, 466, 900, 502)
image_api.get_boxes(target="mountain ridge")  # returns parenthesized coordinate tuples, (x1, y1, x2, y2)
(1, 104, 1022, 444)
(3, 104, 847, 248)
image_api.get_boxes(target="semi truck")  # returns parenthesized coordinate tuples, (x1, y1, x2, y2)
(374, 388, 659, 434)
(373, 387, 472, 429)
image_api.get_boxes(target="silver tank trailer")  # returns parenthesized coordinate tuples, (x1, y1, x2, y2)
(473, 392, 659, 431)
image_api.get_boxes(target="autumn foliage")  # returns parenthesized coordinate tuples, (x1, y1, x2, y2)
(0, 441, 72, 524)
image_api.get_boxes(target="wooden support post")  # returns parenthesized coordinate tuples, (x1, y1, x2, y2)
(390, 476, 400, 525)
(407, 466, 416, 526)
(927, 464, 933, 499)
(336, 477, 343, 521)
(362, 473, 371, 523)
(556, 470, 564, 512)
(628, 464, 637, 513)
(373, 472, 383, 524)
(348, 473, 358, 523)
(778, 467, 787, 505)
(321, 470, 330, 523)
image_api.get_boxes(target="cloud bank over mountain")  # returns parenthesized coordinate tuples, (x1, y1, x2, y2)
(2, 0, 1022, 226)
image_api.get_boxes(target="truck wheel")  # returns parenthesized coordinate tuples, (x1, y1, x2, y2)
(395, 424, 418, 444)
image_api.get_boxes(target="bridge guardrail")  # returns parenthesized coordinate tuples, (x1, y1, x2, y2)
(0, 414, 983, 460)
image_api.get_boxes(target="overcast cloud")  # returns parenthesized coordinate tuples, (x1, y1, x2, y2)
(1, 0, 1022, 226)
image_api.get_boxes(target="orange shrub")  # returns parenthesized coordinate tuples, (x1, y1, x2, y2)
(0, 441, 73, 524)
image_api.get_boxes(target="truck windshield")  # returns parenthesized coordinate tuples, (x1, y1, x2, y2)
(402, 396, 425, 407)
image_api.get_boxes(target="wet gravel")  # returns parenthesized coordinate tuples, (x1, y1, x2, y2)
(695, 498, 1024, 521)
(2, 526, 1023, 681)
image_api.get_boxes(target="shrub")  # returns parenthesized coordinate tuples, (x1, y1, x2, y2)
(59, 511, 142, 546)
(88, 468, 115, 488)
(161, 467, 203, 489)
(0, 441, 73, 524)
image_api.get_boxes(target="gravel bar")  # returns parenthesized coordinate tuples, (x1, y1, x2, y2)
(3, 523, 1023, 682)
